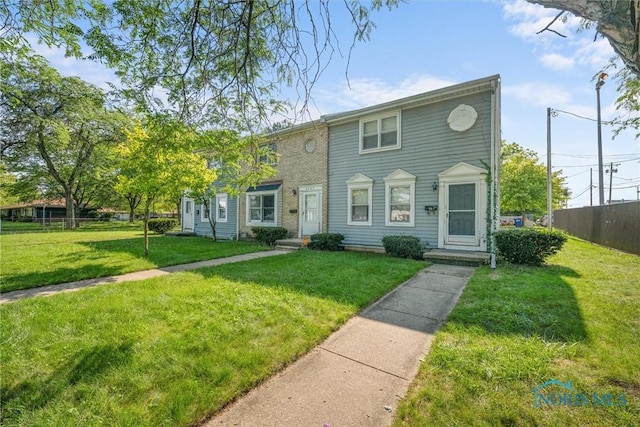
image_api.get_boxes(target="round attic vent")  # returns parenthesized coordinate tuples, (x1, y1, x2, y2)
(447, 104, 478, 132)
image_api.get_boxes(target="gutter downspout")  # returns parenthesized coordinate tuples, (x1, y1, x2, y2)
(236, 195, 240, 241)
(490, 77, 501, 269)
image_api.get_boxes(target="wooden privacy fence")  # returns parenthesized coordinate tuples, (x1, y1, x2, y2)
(554, 201, 640, 255)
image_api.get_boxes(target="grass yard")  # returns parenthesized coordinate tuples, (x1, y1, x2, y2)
(0, 250, 427, 426)
(0, 229, 268, 292)
(394, 237, 640, 426)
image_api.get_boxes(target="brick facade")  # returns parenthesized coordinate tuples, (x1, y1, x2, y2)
(239, 122, 329, 237)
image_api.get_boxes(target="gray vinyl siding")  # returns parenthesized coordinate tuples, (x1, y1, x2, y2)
(194, 191, 238, 240)
(328, 91, 493, 248)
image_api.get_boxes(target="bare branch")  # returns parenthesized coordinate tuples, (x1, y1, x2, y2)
(536, 11, 567, 38)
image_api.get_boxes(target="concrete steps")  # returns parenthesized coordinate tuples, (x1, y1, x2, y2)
(423, 249, 490, 266)
(275, 238, 306, 251)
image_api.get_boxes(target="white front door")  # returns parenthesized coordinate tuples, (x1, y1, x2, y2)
(301, 190, 321, 236)
(445, 183, 479, 246)
(183, 197, 194, 231)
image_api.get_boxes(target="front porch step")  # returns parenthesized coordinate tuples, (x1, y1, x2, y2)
(275, 238, 306, 251)
(166, 231, 197, 237)
(423, 249, 490, 266)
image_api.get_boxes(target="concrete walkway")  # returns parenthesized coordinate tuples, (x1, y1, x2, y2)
(2, 251, 475, 426)
(206, 263, 475, 427)
(0, 250, 289, 304)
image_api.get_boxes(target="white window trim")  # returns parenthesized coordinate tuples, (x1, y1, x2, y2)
(384, 169, 416, 227)
(216, 193, 228, 223)
(200, 198, 212, 222)
(245, 190, 278, 226)
(359, 111, 401, 154)
(346, 174, 373, 226)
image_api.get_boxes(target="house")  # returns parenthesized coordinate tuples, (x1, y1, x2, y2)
(0, 199, 64, 221)
(184, 120, 329, 240)
(183, 75, 501, 253)
(324, 75, 500, 252)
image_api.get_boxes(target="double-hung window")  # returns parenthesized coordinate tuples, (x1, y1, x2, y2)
(201, 199, 210, 222)
(346, 173, 373, 226)
(384, 169, 416, 227)
(360, 112, 401, 153)
(216, 193, 228, 223)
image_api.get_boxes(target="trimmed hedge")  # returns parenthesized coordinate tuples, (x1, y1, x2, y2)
(147, 218, 178, 234)
(382, 235, 425, 260)
(308, 233, 345, 251)
(494, 228, 567, 266)
(252, 226, 288, 246)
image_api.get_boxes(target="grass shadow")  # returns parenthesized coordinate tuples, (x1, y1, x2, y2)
(1, 342, 133, 421)
(197, 250, 428, 309)
(445, 262, 589, 343)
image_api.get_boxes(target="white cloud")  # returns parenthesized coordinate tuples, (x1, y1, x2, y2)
(503, 81, 574, 108)
(539, 53, 575, 70)
(313, 74, 457, 115)
(26, 34, 118, 91)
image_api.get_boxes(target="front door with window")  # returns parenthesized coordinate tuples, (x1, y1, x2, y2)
(300, 189, 321, 236)
(183, 197, 194, 231)
(437, 162, 487, 251)
(446, 183, 478, 246)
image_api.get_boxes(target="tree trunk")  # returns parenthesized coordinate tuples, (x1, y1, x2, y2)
(202, 198, 217, 242)
(143, 199, 153, 257)
(65, 192, 75, 229)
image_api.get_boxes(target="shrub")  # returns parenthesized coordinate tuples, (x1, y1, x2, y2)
(147, 218, 178, 234)
(382, 235, 425, 260)
(252, 226, 288, 246)
(308, 233, 345, 251)
(494, 228, 567, 266)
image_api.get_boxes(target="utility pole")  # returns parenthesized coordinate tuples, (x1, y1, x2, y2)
(606, 162, 618, 204)
(546, 107, 552, 231)
(596, 73, 608, 205)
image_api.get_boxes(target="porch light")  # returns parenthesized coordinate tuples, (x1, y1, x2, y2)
(432, 181, 438, 191)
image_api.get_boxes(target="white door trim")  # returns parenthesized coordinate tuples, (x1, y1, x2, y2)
(437, 163, 487, 251)
(182, 197, 195, 231)
(299, 185, 322, 237)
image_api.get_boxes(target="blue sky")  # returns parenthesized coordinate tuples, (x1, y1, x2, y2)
(34, 0, 639, 206)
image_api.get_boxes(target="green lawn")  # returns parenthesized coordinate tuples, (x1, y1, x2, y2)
(0, 229, 268, 292)
(394, 237, 640, 426)
(0, 251, 427, 426)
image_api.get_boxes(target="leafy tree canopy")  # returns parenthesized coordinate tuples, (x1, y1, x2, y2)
(501, 141, 570, 218)
(1, 0, 397, 127)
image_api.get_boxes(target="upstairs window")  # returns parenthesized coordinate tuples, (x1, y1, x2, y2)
(360, 112, 401, 153)
(259, 142, 278, 164)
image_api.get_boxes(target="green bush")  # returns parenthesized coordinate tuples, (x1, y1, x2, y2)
(382, 235, 425, 260)
(147, 218, 178, 234)
(494, 228, 567, 266)
(252, 226, 288, 246)
(308, 233, 345, 251)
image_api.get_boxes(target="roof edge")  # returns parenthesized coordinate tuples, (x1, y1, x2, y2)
(321, 74, 500, 124)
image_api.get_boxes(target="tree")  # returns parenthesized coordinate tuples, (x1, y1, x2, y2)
(115, 116, 217, 256)
(186, 130, 277, 241)
(1, 1, 397, 126)
(526, 0, 639, 77)
(0, 55, 128, 228)
(501, 141, 569, 223)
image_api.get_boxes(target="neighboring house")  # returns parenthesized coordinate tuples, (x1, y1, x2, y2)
(185, 120, 329, 239)
(184, 75, 501, 252)
(0, 199, 95, 221)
